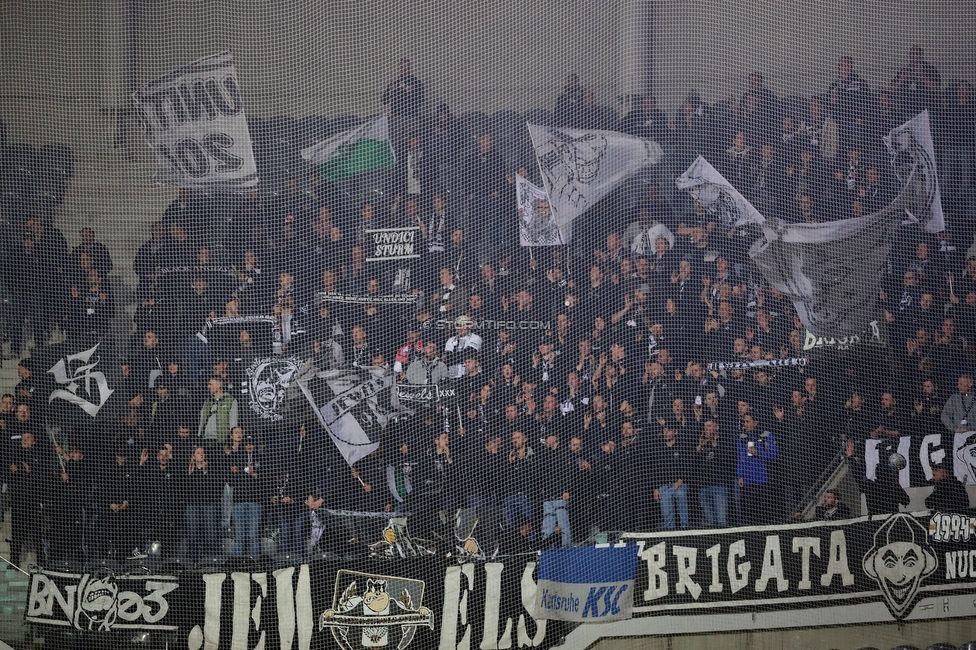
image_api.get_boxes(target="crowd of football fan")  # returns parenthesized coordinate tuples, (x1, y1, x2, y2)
(1, 47, 974, 568)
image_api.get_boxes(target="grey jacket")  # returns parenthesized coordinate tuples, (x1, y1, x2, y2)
(940, 392, 976, 432)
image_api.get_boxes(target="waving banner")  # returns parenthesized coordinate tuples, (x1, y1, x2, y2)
(298, 365, 412, 466)
(675, 156, 765, 227)
(884, 110, 945, 234)
(529, 123, 662, 241)
(516, 174, 562, 246)
(301, 115, 397, 181)
(133, 52, 258, 190)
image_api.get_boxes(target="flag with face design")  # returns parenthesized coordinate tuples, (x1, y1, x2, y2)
(884, 110, 944, 234)
(528, 124, 662, 242)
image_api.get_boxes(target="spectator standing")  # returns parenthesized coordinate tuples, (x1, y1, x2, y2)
(227, 430, 265, 557)
(941, 374, 976, 433)
(695, 419, 734, 527)
(827, 56, 872, 149)
(554, 73, 584, 127)
(382, 58, 425, 119)
(890, 45, 942, 120)
(184, 445, 222, 563)
(502, 430, 535, 528)
(737, 414, 779, 525)
(198, 377, 239, 444)
(651, 423, 693, 529)
(538, 433, 572, 546)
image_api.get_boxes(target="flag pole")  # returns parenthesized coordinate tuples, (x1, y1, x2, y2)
(46, 425, 66, 472)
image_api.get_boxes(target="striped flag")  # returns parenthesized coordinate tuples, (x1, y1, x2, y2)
(301, 115, 396, 181)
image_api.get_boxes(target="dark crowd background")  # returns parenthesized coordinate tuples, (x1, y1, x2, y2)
(0, 47, 974, 570)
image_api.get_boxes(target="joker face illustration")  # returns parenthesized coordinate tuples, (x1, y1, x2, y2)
(862, 514, 938, 618)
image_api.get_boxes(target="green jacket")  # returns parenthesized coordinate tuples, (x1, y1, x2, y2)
(198, 393, 239, 443)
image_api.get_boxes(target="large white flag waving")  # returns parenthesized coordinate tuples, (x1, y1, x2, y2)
(528, 123, 662, 241)
(884, 110, 945, 234)
(515, 174, 562, 246)
(677, 157, 925, 337)
(748, 193, 907, 337)
(133, 51, 258, 190)
(675, 156, 765, 227)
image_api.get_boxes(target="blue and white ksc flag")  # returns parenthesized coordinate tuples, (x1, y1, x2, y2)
(536, 545, 639, 622)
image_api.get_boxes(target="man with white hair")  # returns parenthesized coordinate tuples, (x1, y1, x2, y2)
(444, 315, 482, 379)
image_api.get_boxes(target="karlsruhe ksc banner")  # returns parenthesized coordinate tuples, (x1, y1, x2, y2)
(25, 512, 976, 648)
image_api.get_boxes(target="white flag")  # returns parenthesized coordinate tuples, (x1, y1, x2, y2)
(675, 156, 765, 227)
(515, 174, 562, 246)
(528, 123, 662, 240)
(297, 366, 408, 466)
(884, 110, 945, 234)
(749, 198, 905, 337)
(675, 158, 921, 337)
(133, 52, 258, 190)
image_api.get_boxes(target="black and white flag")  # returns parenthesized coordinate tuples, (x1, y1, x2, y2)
(133, 51, 258, 190)
(675, 156, 765, 227)
(676, 156, 924, 337)
(748, 196, 906, 337)
(298, 365, 411, 466)
(516, 174, 562, 246)
(884, 110, 945, 234)
(528, 123, 662, 242)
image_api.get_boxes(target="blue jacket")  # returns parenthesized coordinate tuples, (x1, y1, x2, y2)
(736, 431, 778, 487)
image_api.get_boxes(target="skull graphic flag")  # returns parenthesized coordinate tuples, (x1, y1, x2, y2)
(528, 123, 663, 242)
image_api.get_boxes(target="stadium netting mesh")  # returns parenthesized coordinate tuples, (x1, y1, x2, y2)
(1, 1, 975, 648)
